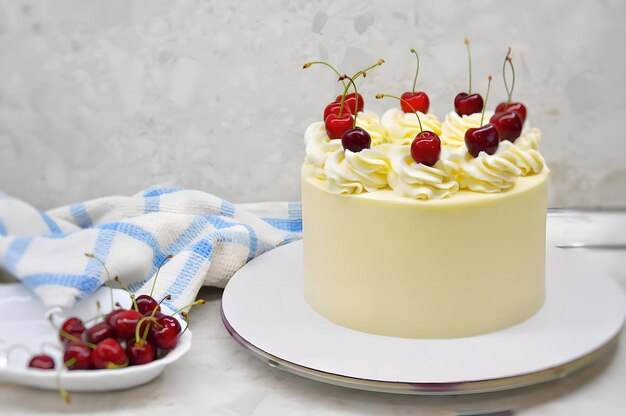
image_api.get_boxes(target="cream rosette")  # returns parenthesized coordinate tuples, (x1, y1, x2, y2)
(381, 108, 442, 144)
(355, 111, 388, 146)
(440, 111, 495, 148)
(304, 122, 342, 178)
(323, 145, 392, 195)
(387, 145, 460, 200)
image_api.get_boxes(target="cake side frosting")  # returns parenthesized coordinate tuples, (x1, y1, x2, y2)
(302, 165, 549, 338)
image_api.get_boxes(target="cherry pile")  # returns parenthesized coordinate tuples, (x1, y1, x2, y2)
(18, 254, 204, 401)
(51, 294, 202, 371)
(304, 40, 531, 165)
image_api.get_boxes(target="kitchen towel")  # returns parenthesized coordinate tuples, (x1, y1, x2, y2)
(0, 188, 302, 311)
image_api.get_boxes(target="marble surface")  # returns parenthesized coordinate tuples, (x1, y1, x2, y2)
(0, 0, 626, 209)
(0, 212, 625, 415)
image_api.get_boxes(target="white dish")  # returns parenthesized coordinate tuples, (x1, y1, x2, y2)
(0, 284, 191, 392)
(221, 240, 626, 394)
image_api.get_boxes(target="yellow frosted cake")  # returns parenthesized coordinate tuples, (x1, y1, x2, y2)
(302, 48, 546, 339)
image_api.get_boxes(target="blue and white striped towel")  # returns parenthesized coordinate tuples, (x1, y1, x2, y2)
(0, 187, 301, 312)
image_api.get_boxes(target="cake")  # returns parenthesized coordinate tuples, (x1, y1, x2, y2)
(301, 45, 547, 339)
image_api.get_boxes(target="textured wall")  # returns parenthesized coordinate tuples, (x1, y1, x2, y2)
(0, 0, 624, 208)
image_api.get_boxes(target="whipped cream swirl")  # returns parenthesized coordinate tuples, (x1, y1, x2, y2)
(440, 111, 494, 148)
(388, 146, 460, 200)
(356, 111, 388, 146)
(304, 122, 342, 178)
(324, 146, 392, 194)
(381, 108, 442, 144)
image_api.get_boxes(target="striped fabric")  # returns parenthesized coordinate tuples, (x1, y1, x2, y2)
(0, 187, 301, 312)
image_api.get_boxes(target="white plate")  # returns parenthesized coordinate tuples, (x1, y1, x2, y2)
(0, 284, 191, 392)
(221, 241, 626, 394)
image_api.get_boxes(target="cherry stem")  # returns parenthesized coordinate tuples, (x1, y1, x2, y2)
(141, 295, 170, 339)
(63, 357, 77, 368)
(336, 59, 384, 117)
(302, 61, 347, 88)
(181, 311, 190, 335)
(375, 93, 424, 133)
(115, 276, 138, 312)
(60, 329, 97, 349)
(172, 299, 206, 316)
(352, 58, 385, 81)
(481, 75, 493, 127)
(85, 253, 114, 310)
(465, 38, 472, 94)
(410, 48, 420, 93)
(506, 54, 516, 106)
(56, 364, 71, 404)
(150, 254, 172, 298)
(135, 316, 156, 344)
(4, 344, 35, 364)
(106, 358, 129, 369)
(338, 74, 359, 128)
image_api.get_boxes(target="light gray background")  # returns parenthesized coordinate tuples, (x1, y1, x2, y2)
(0, 0, 624, 209)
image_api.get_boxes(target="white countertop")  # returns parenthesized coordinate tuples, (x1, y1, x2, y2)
(1, 211, 625, 415)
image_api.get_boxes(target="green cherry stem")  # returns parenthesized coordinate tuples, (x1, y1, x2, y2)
(480, 75, 493, 127)
(114, 276, 138, 312)
(302, 61, 347, 88)
(57, 363, 72, 403)
(410, 48, 420, 93)
(150, 254, 172, 297)
(181, 311, 191, 335)
(106, 358, 129, 369)
(375, 93, 424, 133)
(135, 316, 157, 345)
(60, 329, 97, 349)
(338, 74, 360, 128)
(501, 47, 512, 104)
(85, 253, 114, 309)
(336, 59, 384, 117)
(171, 299, 206, 316)
(506, 54, 516, 106)
(141, 295, 170, 339)
(352, 58, 385, 81)
(465, 38, 472, 94)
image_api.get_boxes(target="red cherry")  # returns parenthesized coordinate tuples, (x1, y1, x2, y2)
(86, 322, 114, 344)
(59, 317, 85, 344)
(490, 111, 523, 142)
(114, 310, 144, 340)
(28, 354, 55, 370)
(92, 338, 128, 369)
(105, 309, 126, 328)
(495, 102, 527, 121)
(126, 341, 156, 366)
(63, 342, 93, 370)
(454, 92, 484, 116)
(325, 113, 354, 140)
(136, 295, 160, 316)
(323, 101, 352, 121)
(340, 127, 371, 153)
(465, 123, 500, 157)
(148, 315, 182, 351)
(410, 131, 441, 166)
(335, 93, 364, 114)
(401, 92, 430, 114)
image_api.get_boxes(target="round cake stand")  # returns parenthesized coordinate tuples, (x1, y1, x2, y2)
(221, 241, 625, 395)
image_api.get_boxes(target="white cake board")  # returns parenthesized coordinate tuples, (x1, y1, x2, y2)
(221, 241, 625, 395)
